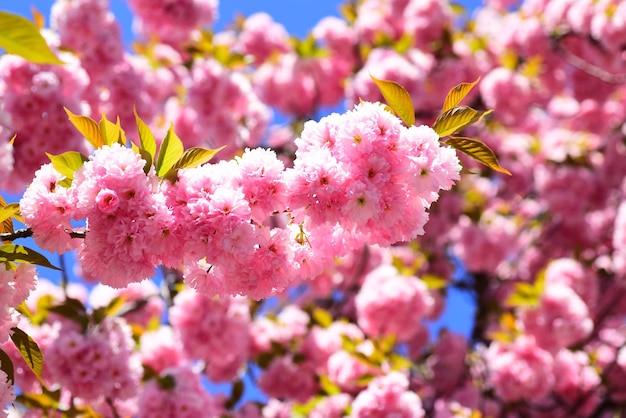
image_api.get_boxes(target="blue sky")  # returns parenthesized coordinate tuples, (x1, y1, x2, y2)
(3, 0, 482, 40)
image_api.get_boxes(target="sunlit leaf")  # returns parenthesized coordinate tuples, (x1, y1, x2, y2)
(0, 196, 16, 234)
(16, 391, 61, 411)
(432, 106, 492, 138)
(10, 327, 44, 384)
(134, 106, 156, 161)
(0, 12, 62, 65)
(389, 353, 413, 371)
(163, 146, 225, 182)
(99, 113, 125, 147)
(370, 74, 415, 127)
(442, 78, 480, 113)
(353, 351, 379, 368)
(292, 396, 324, 418)
(393, 33, 413, 54)
(444, 136, 512, 175)
(156, 124, 184, 178)
(355, 372, 376, 386)
(0, 348, 14, 385)
(378, 334, 396, 354)
(0, 244, 61, 270)
(64, 108, 103, 148)
(311, 307, 333, 328)
(421, 274, 448, 290)
(46, 151, 88, 180)
(319, 374, 341, 395)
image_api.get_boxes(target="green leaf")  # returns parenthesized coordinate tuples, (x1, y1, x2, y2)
(319, 374, 341, 395)
(432, 106, 492, 138)
(0, 244, 60, 270)
(156, 124, 184, 178)
(442, 78, 480, 113)
(444, 136, 512, 175)
(134, 107, 156, 161)
(378, 334, 396, 354)
(370, 74, 415, 127)
(389, 353, 413, 371)
(311, 307, 333, 328)
(46, 151, 88, 180)
(0, 203, 22, 227)
(163, 146, 225, 182)
(355, 372, 376, 386)
(157, 373, 176, 390)
(0, 196, 18, 234)
(506, 282, 541, 307)
(292, 396, 324, 418)
(139, 149, 153, 175)
(105, 296, 126, 318)
(16, 388, 61, 410)
(10, 327, 44, 384)
(0, 348, 14, 386)
(421, 274, 448, 290)
(225, 379, 244, 409)
(0, 12, 63, 65)
(64, 108, 104, 148)
(47, 298, 89, 330)
(99, 113, 125, 147)
(353, 351, 379, 368)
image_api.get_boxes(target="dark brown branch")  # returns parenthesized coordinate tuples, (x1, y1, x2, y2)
(0, 228, 86, 242)
(0, 228, 33, 241)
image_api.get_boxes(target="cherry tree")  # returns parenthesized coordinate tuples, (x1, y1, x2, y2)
(1, 0, 626, 417)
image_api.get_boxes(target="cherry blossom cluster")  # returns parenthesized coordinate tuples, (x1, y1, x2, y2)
(20, 101, 461, 300)
(0, 54, 90, 191)
(0, 264, 37, 343)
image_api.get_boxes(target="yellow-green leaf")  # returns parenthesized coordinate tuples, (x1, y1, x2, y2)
(0, 196, 16, 234)
(442, 78, 480, 113)
(10, 327, 44, 385)
(0, 348, 14, 386)
(378, 334, 396, 354)
(444, 136, 511, 175)
(432, 106, 492, 138)
(0, 12, 62, 65)
(134, 106, 156, 161)
(0, 203, 21, 233)
(16, 390, 61, 411)
(421, 274, 448, 290)
(46, 151, 88, 180)
(389, 353, 413, 371)
(506, 282, 541, 307)
(99, 113, 125, 147)
(0, 244, 61, 270)
(370, 74, 415, 127)
(64, 108, 103, 148)
(312, 307, 333, 328)
(164, 146, 225, 182)
(319, 374, 341, 395)
(156, 124, 184, 178)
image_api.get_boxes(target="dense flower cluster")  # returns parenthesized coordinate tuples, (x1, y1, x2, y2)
(0, 264, 37, 343)
(20, 102, 460, 299)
